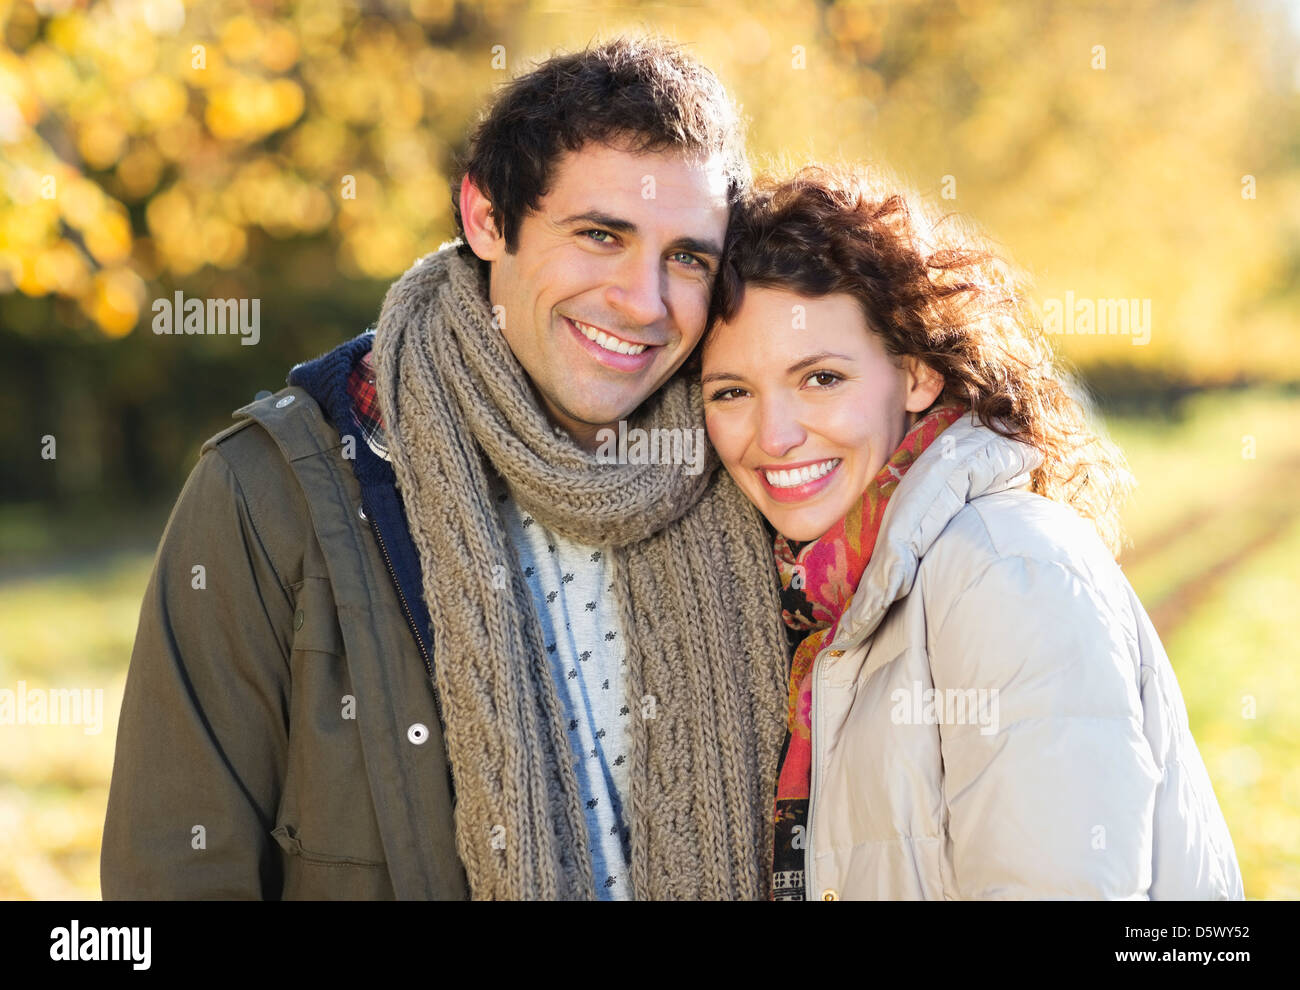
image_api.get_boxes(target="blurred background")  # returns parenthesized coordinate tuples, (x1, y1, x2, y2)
(1, 0, 1297, 899)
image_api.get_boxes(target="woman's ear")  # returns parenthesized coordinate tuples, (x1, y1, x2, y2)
(460, 173, 506, 262)
(903, 356, 945, 413)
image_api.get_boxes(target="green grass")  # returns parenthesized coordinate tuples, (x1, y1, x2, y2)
(1156, 511, 1300, 899)
(1104, 386, 1300, 899)
(0, 553, 148, 899)
(1104, 387, 1300, 555)
(0, 387, 1295, 899)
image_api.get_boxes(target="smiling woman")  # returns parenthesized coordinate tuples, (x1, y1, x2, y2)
(700, 163, 1243, 902)
(702, 289, 943, 539)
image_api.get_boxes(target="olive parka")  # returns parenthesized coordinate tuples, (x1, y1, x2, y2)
(102, 331, 469, 899)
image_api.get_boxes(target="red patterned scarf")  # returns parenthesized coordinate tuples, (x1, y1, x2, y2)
(770, 402, 967, 900)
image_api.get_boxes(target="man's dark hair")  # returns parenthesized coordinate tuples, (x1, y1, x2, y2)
(450, 36, 750, 255)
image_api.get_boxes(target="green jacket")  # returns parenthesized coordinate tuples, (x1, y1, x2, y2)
(101, 379, 469, 899)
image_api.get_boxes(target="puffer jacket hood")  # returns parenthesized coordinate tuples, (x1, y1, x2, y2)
(834, 415, 1043, 650)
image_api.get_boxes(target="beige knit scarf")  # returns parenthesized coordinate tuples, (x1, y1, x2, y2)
(371, 241, 789, 900)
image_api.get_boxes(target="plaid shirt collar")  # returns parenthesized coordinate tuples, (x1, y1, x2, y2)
(346, 347, 390, 462)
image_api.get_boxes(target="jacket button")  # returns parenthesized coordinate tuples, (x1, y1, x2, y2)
(407, 723, 429, 745)
(827, 649, 845, 657)
(293, 609, 304, 630)
(275, 395, 295, 408)
(821, 888, 839, 901)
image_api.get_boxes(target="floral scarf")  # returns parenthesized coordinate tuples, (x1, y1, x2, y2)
(771, 402, 967, 900)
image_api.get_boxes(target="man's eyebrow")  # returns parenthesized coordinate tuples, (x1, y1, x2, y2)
(557, 210, 637, 233)
(669, 234, 723, 262)
(557, 211, 723, 261)
(701, 351, 854, 387)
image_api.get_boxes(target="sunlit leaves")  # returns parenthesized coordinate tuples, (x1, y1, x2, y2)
(2, 0, 488, 337)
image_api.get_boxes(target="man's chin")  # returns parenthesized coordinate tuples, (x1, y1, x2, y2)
(559, 392, 663, 431)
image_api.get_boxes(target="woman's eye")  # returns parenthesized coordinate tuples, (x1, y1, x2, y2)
(807, 371, 842, 388)
(709, 387, 746, 402)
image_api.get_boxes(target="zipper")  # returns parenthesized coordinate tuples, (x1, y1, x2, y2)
(366, 509, 444, 730)
(804, 641, 827, 900)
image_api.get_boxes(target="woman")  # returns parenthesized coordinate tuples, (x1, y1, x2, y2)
(699, 164, 1243, 900)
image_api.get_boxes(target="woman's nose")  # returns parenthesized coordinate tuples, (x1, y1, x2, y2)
(756, 395, 807, 458)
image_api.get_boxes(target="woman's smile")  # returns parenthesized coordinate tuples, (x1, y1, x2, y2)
(755, 456, 843, 503)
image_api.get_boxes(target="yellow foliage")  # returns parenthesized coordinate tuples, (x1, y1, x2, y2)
(81, 267, 145, 337)
(0, 0, 1295, 361)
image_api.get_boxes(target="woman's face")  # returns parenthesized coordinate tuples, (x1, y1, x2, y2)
(701, 287, 942, 542)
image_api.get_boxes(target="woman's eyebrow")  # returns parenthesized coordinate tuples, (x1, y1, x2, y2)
(701, 369, 743, 386)
(786, 351, 852, 374)
(701, 351, 853, 387)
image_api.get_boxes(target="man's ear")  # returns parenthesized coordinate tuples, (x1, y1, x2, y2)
(460, 173, 506, 262)
(903, 356, 945, 413)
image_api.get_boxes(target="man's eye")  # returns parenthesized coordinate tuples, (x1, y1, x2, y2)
(582, 229, 614, 243)
(671, 251, 706, 268)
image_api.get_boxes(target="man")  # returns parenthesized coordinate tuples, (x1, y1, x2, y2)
(101, 37, 789, 900)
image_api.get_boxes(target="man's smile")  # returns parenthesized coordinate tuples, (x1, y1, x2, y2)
(562, 315, 661, 372)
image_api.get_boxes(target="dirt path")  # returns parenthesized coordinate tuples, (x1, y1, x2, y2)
(1119, 454, 1300, 573)
(1130, 456, 1300, 638)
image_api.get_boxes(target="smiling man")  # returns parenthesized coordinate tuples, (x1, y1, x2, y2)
(102, 37, 790, 901)
(461, 139, 727, 450)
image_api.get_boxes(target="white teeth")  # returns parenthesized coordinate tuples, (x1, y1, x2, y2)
(764, 458, 840, 488)
(573, 319, 648, 355)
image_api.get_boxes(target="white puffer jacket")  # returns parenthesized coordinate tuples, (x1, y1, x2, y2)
(803, 415, 1243, 900)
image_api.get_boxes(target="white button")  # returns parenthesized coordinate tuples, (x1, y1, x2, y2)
(407, 723, 429, 745)
(821, 888, 838, 901)
(275, 395, 295, 408)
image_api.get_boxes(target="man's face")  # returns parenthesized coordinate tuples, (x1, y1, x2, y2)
(475, 141, 730, 449)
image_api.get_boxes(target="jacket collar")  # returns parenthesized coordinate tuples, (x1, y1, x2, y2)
(286, 328, 394, 485)
(829, 412, 1042, 650)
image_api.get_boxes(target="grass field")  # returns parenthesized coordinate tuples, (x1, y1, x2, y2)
(1, 386, 1297, 899)
(1105, 386, 1300, 899)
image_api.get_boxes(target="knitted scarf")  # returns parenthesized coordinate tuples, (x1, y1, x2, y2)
(770, 402, 967, 899)
(371, 242, 790, 900)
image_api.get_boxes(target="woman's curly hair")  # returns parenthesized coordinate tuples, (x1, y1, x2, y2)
(705, 162, 1134, 556)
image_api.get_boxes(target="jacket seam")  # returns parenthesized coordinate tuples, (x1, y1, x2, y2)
(208, 442, 292, 671)
(208, 442, 293, 596)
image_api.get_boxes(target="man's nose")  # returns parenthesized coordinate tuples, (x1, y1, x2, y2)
(605, 250, 669, 330)
(756, 394, 807, 459)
